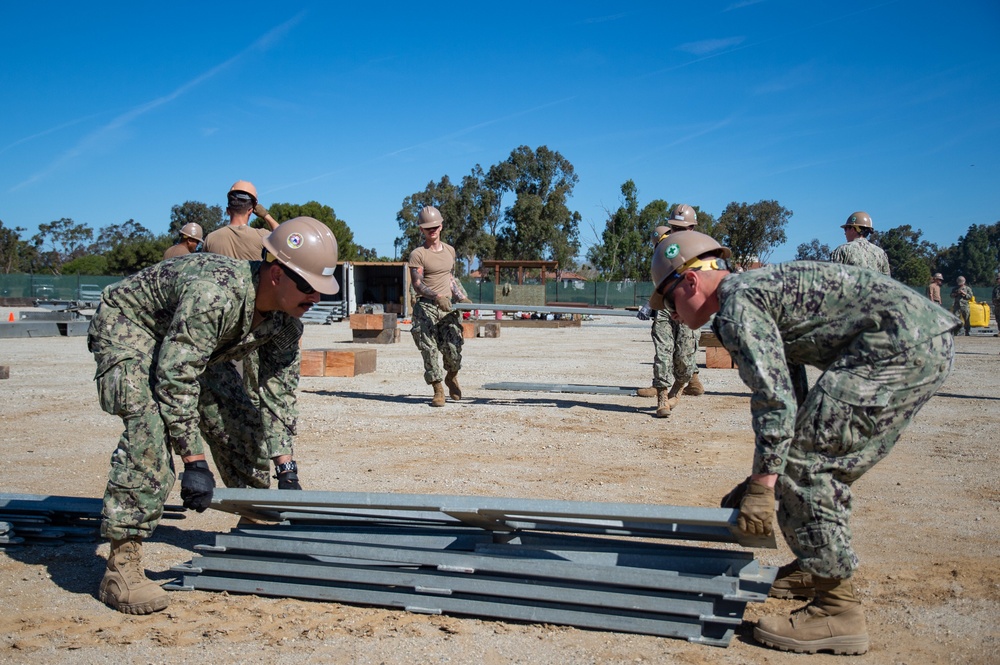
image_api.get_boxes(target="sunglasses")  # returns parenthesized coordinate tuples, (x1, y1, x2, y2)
(655, 274, 683, 312)
(278, 263, 316, 295)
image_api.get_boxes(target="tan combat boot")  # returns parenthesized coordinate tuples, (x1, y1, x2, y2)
(430, 381, 446, 407)
(635, 386, 657, 398)
(99, 538, 169, 615)
(666, 383, 684, 408)
(444, 371, 462, 400)
(754, 576, 869, 655)
(655, 388, 671, 418)
(769, 559, 816, 599)
(683, 373, 705, 396)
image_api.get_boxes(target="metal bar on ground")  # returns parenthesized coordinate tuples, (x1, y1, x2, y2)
(482, 382, 641, 396)
(453, 302, 636, 317)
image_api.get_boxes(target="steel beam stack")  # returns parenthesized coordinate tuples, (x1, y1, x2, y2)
(0, 493, 184, 545)
(168, 489, 777, 647)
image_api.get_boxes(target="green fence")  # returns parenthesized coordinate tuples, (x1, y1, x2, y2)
(0, 274, 121, 300)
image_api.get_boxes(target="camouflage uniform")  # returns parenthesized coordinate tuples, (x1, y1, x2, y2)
(712, 262, 959, 580)
(993, 283, 1000, 330)
(87, 254, 302, 541)
(649, 311, 697, 391)
(829, 237, 891, 275)
(950, 284, 974, 335)
(410, 300, 463, 384)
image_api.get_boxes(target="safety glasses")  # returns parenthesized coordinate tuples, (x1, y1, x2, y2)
(279, 263, 316, 295)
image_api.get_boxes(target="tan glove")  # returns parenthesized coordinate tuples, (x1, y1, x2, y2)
(737, 481, 775, 537)
(720, 476, 751, 508)
(253, 203, 270, 218)
(436, 296, 452, 312)
(458, 297, 473, 304)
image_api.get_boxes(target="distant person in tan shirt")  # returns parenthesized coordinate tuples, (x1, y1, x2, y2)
(162, 223, 203, 260)
(926, 272, 943, 305)
(408, 206, 471, 407)
(203, 180, 280, 260)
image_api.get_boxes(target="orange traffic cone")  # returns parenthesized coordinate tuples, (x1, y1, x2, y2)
(7, 312, 14, 322)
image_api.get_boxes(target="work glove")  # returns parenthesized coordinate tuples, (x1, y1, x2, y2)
(253, 203, 270, 218)
(737, 481, 775, 537)
(274, 461, 302, 490)
(436, 295, 452, 312)
(458, 297, 473, 304)
(636, 304, 652, 321)
(720, 476, 751, 508)
(180, 460, 215, 512)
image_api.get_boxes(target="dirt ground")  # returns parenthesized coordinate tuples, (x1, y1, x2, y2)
(1, 310, 998, 665)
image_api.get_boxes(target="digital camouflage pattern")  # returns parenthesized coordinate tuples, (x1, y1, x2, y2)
(712, 261, 959, 579)
(649, 311, 698, 390)
(993, 282, 1000, 321)
(88, 253, 303, 540)
(950, 284, 974, 334)
(829, 237, 891, 275)
(410, 299, 463, 384)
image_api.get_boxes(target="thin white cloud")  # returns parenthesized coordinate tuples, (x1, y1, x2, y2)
(578, 12, 633, 25)
(724, 0, 766, 11)
(0, 111, 106, 156)
(10, 12, 304, 192)
(676, 37, 746, 55)
(267, 96, 579, 194)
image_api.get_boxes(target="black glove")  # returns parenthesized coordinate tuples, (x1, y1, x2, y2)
(636, 304, 652, 321)
(180, 460, 215, 512)
(720, 476, 751, 508)
(274, 460, 302, 490)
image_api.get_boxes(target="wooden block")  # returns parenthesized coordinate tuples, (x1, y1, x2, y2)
(353, 328, 397, 344)
(0, 365, 9, 379)
(476, 322, 501, 338)
(699, 331, 725, 348)
(349, 313, 396, 331)
(461, 322, 476, 339)
(705, 346, 737, 369)
(326, 349, 377, 377)
(300, 349, 327, 376)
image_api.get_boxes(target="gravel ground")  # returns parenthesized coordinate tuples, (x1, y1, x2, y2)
(0, 310, 998, 664)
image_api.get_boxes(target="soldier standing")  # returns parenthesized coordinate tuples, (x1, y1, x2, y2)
(951, 276, 974, 336)
(635, 204, 703, 417)
(89, 217, 339, 615)
(203, 180, 280, 259)
(992, 274, 1000, 336)
(408, 206, 471, 407)
(926, 272, 943, 305)
(162, 223, 203, 260)
(829, 211, 890, 275)
(648, 231, 959, 654)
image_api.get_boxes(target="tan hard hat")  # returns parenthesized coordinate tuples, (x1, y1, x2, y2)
(957, 276, 966, 285)
(418, 206, 444, 229)
(649, 231, 731, 310)
(842, 211, 873, 229)
(180, 223, 203, 241)
(668, 204, 698, 229)
(229, 180, 258, 206)
(650, 225, 671, 246)
(263, 217, 340, 294)
(933, 273, 943, 280)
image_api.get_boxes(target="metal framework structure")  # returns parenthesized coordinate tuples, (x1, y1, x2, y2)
(453, 302, 636, 317)
(168, 489, 777, 647)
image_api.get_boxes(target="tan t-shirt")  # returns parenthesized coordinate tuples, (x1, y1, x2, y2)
(203, 225, 270, 260)
(163, 243, 192, 260)
(927, 282, 941, 304)
(409, 244, 456, 298)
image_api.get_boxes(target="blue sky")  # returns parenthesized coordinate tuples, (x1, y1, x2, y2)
(2, 1, 998, 264)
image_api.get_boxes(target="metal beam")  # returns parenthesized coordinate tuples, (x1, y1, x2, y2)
(452, 302, 636, 317)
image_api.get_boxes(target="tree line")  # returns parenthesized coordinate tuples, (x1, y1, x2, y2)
(2, 144, 997, 287)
